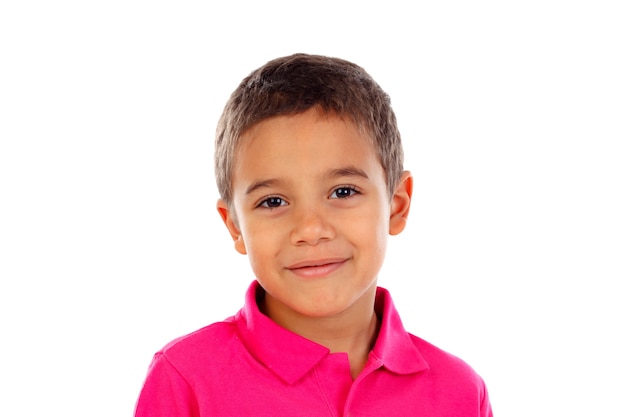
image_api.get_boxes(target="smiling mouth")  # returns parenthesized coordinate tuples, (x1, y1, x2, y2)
(286, 258, 349, 279)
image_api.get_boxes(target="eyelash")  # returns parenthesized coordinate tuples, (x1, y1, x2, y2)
(255, 186, 361, 209)
(256, 196, 287, 209)
(330, 185, 360, 199)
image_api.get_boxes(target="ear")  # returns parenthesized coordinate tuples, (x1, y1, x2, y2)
(389, 171, 413, 236)
(216, 199, 247, 255)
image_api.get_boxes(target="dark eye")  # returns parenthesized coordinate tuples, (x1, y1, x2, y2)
(331, 187, 358, 199)
(259, 197, 286, 208)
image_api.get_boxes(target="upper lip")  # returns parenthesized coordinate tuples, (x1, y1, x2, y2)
(286, 258, 349, 270)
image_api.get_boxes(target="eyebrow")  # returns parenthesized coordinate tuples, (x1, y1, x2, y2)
(245, 179, 281, 196)
(244, 166, 370, 196)
(327, 166, 370, 181)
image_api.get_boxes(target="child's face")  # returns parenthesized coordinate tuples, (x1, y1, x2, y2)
(218, 108, 412, 321)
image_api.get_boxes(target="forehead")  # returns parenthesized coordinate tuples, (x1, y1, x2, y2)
(241, 107, 369, 141)
(232, 109, 383, 184)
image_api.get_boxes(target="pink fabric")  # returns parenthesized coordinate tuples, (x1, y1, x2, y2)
(135, 281, 492, 416)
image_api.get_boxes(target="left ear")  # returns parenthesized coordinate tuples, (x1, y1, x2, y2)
(389, 171, 413, 236)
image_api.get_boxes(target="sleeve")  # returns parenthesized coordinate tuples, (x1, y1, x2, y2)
(479, 378, 493, 417)
(134, 353, 200, 417)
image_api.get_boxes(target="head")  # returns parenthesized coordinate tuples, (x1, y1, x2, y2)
(214, 53, 404, 207)
(213, 55, 413, 324)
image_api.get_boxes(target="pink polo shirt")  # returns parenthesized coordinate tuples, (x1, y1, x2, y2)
(135, 281, 492, 416)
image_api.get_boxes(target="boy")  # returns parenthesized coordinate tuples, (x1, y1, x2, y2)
(135, 53, 492, 416)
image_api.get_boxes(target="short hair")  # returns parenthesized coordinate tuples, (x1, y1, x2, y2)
(214, 53, 404, 205)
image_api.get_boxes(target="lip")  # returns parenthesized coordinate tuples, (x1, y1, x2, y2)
(285, 258, 349, 279)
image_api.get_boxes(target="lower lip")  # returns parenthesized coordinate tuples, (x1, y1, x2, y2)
(288, 260, 347, 279)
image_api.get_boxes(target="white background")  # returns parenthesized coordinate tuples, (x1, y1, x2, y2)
(1, 1, 624, 416)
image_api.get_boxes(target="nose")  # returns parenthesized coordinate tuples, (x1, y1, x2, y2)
(289, 205, 335, 245)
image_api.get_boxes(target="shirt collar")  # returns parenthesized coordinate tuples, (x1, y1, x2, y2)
(235, 281, 428, 384)
(370, 286, 429, 375)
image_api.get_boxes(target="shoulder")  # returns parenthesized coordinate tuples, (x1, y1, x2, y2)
(153, 316, 242, 371)
(408, 333, 486, 386)
(135, 318, 245, 417)
(162, 318, 236, 350)
(407, 334, 492, 414)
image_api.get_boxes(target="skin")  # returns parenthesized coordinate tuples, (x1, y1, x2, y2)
(217, 107, 413, 378)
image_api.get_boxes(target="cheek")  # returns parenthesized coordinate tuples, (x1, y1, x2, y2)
(354, 203, 390, 237)
(344, 210, 389, 259)
(244, 240, 269, 278)
(366, 205, 391, 254)
(240, 222, 280, 264)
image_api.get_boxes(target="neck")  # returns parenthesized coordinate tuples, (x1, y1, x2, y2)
(261, 285, 380, 379)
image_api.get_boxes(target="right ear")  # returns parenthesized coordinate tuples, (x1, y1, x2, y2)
(216, 199, 247, 255)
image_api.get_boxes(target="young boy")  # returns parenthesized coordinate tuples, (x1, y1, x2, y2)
(135, 53, 493, 416)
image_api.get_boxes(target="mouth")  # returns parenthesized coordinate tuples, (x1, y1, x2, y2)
(285, 258, 349, 279)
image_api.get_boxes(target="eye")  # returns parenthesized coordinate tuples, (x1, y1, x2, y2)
(330, 186, 359, 199)
(258, 196, 287, 208)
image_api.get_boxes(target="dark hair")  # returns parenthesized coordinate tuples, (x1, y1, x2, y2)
(215, 53, 404, 204)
